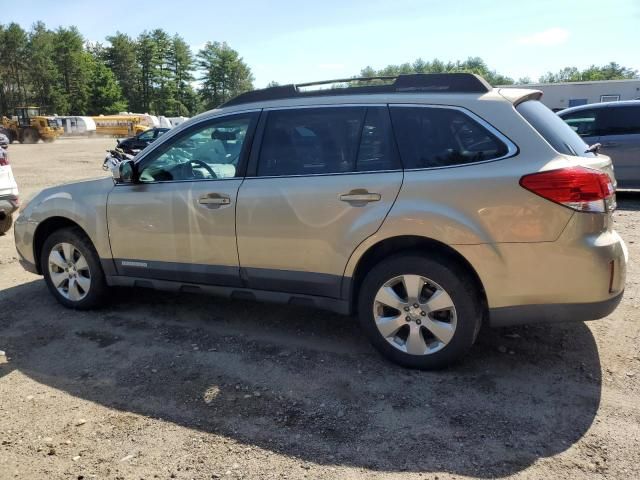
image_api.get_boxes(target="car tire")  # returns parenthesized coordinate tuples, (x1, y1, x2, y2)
(0, 214, 12, 235)
(40, 227, 108, 309)
(357, 252, 482, 370)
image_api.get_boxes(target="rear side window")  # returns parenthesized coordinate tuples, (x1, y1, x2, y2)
(519, 100, 594, 157)
(357, 107, 400, 171)
(257, 107, 399, 176)
(598, 106, 640, 136)
(390, 106, 510, 169)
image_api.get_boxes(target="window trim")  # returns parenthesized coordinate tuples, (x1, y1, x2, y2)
(389, 104, 519, 172)
(126, 110, 261, 185)
(600, 94, 620, 103)
(245, 103, 401, 179)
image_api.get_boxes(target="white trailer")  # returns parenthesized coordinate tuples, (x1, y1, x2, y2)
(167, 116, 189, 127)
(57, 116, 97, 136)
(503, 79, 640, 111)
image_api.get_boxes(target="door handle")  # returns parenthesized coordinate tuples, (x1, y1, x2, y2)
(339, 190, 381, 203)
(198, 193, 231, 207)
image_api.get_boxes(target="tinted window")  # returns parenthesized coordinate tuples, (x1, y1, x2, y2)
(390, 106, 509, 169)
(560, 109, 598, 137)
(519, 100, 594, 157)
(258, 107, 364, 176)
(138, 114, 256, 182)
(598, 106, 640, 136)
(357, 107, 400, 171)
(138, 130, 155, 141)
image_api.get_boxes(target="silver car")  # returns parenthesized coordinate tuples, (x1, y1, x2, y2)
(558, 100, 640, 189)
(14, 74, 627, 369)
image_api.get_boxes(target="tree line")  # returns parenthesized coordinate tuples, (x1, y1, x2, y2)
(1, 21, 637, 118)
(0, 22, 254, 117)
(359, 58, 638, 85)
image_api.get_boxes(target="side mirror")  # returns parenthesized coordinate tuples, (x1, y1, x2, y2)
(112, 159, 136, 184)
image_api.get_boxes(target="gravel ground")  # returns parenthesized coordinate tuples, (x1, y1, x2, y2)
(0, 138, 639, 480)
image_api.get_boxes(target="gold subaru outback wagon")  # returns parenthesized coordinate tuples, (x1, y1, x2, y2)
(14, 73, 627, 369)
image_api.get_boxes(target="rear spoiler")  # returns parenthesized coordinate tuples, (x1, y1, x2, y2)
(498, 88, 543, 106)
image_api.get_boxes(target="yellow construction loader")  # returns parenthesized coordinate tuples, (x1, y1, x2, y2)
(1, 106, 64, 143)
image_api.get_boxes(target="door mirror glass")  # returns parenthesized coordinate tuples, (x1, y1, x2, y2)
(113, 159, 135, 183)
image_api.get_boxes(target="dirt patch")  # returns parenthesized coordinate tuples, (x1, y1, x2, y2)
(0, 139, 639, 479)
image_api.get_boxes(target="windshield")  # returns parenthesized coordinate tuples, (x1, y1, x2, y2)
(516, 100, 595, 157)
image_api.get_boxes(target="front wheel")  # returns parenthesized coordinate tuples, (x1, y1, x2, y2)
(357, 253, 482, 370)
(41, 227, 108, 309)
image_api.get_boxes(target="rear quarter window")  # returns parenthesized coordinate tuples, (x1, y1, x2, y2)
(389, 106, 511, 169)
(520, 100, 595, 157)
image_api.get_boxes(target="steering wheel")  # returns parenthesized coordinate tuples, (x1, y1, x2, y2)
(190, 159, 217, 179)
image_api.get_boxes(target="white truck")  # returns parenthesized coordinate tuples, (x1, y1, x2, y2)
(0, 132, 19, 234)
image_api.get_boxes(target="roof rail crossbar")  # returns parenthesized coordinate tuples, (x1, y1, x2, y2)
(222, 73, 491, 107)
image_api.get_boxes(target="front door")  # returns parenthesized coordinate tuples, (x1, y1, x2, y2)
(236, 106, 403, 298)
(107, 112, 259, 286)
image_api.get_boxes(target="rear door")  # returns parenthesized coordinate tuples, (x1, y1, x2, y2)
(235, 106, 402, 298)
(596, 105, 640, 188)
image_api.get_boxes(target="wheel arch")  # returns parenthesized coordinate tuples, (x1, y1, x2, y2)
(346, 235, 488, 317)
(33, 217, 90, 274)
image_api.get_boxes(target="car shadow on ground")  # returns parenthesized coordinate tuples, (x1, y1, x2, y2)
(615, 190, 640, 211)
(0, 279, 602, 478)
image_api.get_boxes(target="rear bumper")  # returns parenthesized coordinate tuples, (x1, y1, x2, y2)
(456, 214, 627, 325)
(0, 194, 19, 215)
(489, 290, 624, 327)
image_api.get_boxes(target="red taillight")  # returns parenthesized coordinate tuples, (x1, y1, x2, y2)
(520, 166, 614, 213)
(0, 157, 8, 166)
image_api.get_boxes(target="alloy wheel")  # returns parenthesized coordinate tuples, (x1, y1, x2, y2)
(48, 242, 91, 301)
(373, 274, 457, 355)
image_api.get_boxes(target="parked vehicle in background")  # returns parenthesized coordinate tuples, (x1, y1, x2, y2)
(558, 100, 640, 189)
(167, 116, 189, 128)
(92, 115, 149, 137)
(1, 106, 64, 143)
(0, 132, 19, 234)
(57, 116, 97, 136)
(119, 112, 160, 128)
(14, 74, 627, 369)
(117, 127, 170, 152)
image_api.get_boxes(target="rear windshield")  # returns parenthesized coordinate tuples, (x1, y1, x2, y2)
(516, 100, 595, 157)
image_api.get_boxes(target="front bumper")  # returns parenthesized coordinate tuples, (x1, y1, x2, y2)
(14, 214, 38, 272)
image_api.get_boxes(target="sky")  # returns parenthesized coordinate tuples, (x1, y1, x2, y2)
(2, 0, 639, 88)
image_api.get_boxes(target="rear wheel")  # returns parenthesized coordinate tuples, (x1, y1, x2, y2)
(40, 227, 108, 309)
(357, 253, 482, 369)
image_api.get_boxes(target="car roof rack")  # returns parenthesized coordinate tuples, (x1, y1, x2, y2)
(222, 73, 492, 107)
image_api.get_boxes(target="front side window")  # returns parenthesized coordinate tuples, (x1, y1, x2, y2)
(137, 130, 155, 141)
(560, 109, 598, 137)
(390, 106, 509, 169)
(138, 114, 256, 182)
